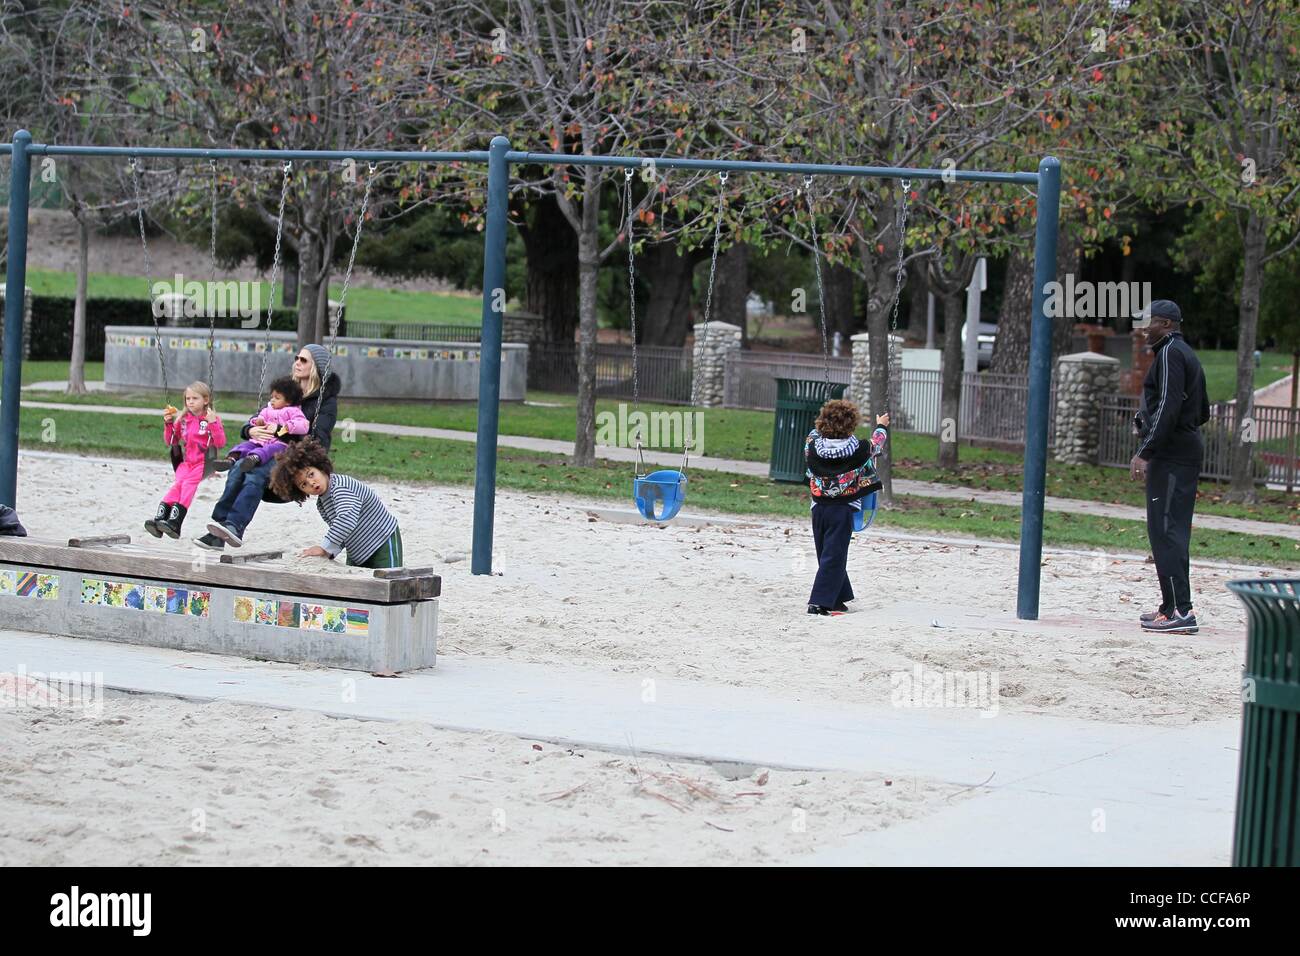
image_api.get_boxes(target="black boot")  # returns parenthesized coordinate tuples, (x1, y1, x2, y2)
(144, 501, 169, 538)
(159, 503, 187, 539)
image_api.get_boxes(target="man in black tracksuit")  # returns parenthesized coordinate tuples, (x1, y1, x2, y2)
(1130, 299, 1210, 634)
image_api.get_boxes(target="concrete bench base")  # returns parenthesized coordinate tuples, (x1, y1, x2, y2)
(0, 548, 438, 673)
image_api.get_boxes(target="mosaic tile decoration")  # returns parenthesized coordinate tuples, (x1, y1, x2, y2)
(80, 577, 210, 618)
(233, 594, 369, 636)
(0, 568, 60, 601)
(108, 334, 495, 363)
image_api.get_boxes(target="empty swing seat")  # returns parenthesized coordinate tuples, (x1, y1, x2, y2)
(633, 470, 688, 522)
(853, 492, 879, 533)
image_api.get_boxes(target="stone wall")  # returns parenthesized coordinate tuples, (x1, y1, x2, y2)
(502, 311, 544, 346)
(1053, 351, 1121, 464)
(691, 321, 741, 407)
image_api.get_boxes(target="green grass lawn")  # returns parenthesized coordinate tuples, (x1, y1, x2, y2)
(1200, 349, 1293, 403)
(13, 363, 1298, 526)
(22, 268, 483, 325)
(14, 406, 1300, 568)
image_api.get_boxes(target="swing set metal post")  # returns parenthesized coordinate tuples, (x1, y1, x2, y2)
(0, 130, 32, 510)
(0, 132, 1058, 619)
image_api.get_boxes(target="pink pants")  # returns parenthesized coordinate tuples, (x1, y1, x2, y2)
(163, 461, 206, 509)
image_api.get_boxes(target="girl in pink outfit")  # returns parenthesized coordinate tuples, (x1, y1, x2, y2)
(145, 381, 226, 539)
(213, 376, 310, 474)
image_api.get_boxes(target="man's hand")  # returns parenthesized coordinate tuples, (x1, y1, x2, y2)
(1129, 454, 1148, 480)
(248, 425, 276, 442)
(299, 545, 331, 558)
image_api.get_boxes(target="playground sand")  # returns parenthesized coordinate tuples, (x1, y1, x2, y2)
(0, 450, 1263, 864)
(16, 451, 1255, 726)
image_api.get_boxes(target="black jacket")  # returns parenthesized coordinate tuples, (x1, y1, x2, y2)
(1135, 332, 1209, 464)
(241, 373, 342, 452)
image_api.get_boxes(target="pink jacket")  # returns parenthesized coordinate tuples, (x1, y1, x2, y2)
(249, 403, 309, 444)
(164, 411, 226, 466)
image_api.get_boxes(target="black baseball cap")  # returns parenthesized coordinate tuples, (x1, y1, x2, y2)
(1134, 299, 1183, 323)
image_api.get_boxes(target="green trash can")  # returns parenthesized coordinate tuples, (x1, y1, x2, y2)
(769, 377, 846, 483)
(1225, 578, 1300, 866)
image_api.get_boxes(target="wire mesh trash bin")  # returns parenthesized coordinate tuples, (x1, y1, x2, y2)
(769, 378, 846, 483)
(1225, 578, 1300, 866)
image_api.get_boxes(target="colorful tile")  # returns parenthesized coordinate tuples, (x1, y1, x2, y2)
(255, 599, 277, 625)
(124, 584, 145, 610)
(323, 606, 346, 634)
(300, 603, 325, 631)
(145, 586, 167, 613)
(165, 588, 189, 615)
(234, 595, 255, 623)
(277, 602, 301, 629)
(36, 574, 59, 600)
(0, 570, 16, 596)
(189, 591, 211, 618)
(79, 578, 103, 605)
(345, 608, 370, 635)
(16, 572, 38, 597)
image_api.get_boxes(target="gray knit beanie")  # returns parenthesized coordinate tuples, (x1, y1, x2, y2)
(303, 343, 331, 374)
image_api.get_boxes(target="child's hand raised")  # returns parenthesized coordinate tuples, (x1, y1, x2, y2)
(876, 412, 890, 427)
(204, 408, 218, 424)
(163, 405, 177, 424)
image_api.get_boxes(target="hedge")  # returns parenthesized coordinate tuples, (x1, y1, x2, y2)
(24, 296, 338, 361)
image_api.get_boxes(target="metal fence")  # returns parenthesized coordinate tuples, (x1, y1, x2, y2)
(529, 343, 693, 403)
(723, 351, 851, 410)
(1101, 398, 1300, 487)
(344, 320, 482, 343)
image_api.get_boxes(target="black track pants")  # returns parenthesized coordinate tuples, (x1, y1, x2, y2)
(1145, 458, 1200, 615)
(809, 502, 856, 608)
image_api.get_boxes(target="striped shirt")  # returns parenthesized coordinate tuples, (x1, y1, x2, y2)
(316, 474, 399, 564)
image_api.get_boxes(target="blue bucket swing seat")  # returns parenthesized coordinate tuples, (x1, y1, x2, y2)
(634, 468, 688, 522)
(853, 491, 879, 533)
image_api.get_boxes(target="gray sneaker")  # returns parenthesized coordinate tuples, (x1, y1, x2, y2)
(1139, 608, 1171, 623)
(206, 522, 243, 548)
(1142, 610, 1198, 634)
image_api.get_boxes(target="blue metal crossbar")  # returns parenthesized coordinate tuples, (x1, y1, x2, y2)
(0, 129, 1060, 619)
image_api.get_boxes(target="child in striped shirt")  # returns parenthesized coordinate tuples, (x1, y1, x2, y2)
(270, 439, 404, 569)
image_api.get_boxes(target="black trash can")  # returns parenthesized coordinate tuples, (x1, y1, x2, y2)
(769, 377, 846, 483)
(1225, 578, 1300, 866)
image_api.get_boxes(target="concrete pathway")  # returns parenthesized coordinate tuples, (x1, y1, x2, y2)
(0, 630, 1237, 865)
(18, 397, 1299, 542)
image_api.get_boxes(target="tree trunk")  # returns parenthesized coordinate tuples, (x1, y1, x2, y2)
(640, 243, 702, 346)
(573, 182, 602, 468)
(1226, 210, 1266, 503)
(67, 212, 89, 395)
(823, 261, 855, 344)
(711, 243, 749, 345)
(988, 250, 1034, 375)
(314, 260, 333, 344)
(296, 234, 322, 351)
(907, 258, 929, 345)
(938, 289, 964, 470)
(520, 193, 579, 345)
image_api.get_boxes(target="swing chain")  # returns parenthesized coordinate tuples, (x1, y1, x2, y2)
(886, 178, 913, 412)
(624, 169, 640, 448)
(803, 176, 833, 388)
(130, 156, 170, 402)
(256, 161, 293, 407)
(207, 160, 218, 399)
(314, 161, 378, 434)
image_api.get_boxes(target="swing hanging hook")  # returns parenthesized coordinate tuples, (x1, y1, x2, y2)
(367, 162, 377, 175)
(901, 178, 912, 192)
(624, 167, 633, 181)
(719, 170, 729, 183)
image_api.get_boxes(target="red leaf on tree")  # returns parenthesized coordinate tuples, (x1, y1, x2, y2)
(1091, 68, 1103, 81)
(272, 124, 280, 134)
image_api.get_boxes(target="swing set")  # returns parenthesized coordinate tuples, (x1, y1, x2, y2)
(0, 131, 1063, 621)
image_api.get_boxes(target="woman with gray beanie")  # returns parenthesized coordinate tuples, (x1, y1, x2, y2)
(197, 344, 342, 550)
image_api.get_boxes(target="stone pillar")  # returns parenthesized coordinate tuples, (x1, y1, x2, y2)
(848, 332, 903, 409)
(502, 311, 544, 345)
(0, 286, 34, 360)
(1053, 351, 1121, 464)
(691, 321, 741, 407)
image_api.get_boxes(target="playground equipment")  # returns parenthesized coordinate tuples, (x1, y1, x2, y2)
(0, 131, 1062, 619)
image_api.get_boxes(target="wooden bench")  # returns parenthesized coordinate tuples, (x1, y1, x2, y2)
(0, 536, 440, 673)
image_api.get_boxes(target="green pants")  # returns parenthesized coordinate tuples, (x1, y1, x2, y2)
(348, 527, 404, 569)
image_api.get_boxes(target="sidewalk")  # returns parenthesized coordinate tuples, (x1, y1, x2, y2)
(17, 397, 1300, 542)
(0, 630, 1237, 865)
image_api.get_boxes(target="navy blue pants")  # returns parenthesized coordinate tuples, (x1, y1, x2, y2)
(809, 502, 855, 608)
(210, 455, 277, 538)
